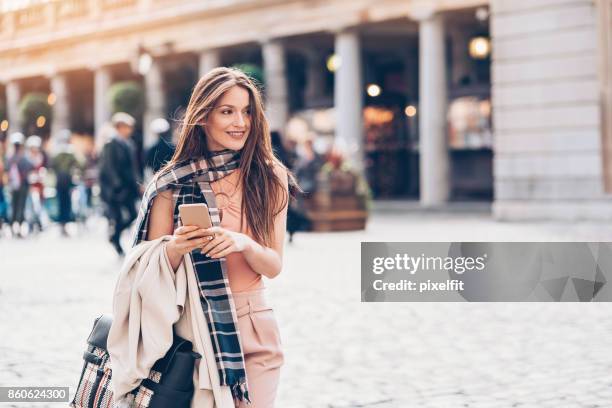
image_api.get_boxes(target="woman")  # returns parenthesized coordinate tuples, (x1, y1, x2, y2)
(136, 67, 291, 407)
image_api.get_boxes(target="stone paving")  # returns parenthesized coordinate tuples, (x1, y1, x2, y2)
(1, 209, 612, 407)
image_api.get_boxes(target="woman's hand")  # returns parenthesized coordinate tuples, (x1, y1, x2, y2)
(166, 225, 214, 258)
(200, 226, 252, 259)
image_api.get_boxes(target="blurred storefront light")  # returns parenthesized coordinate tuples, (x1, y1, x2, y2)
(479, 100, 492, 117)
(469, 36, 491, 59)
(404, 105, 417, 117)
(36, 116, 46, 128)
(364, 106, 393, 125)
(475, 7, 489, 22)
(326, 54, 341, 72)
(367, 84, 381, 97)
(47, 93, 56, 105)
(0, 120, 8, 132)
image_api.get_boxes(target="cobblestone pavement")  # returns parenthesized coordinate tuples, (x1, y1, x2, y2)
(1, 210, 612, 407)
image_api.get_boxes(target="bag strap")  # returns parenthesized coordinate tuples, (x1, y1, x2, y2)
(152, 335, 200, 373)
(86, 314, 113, 350)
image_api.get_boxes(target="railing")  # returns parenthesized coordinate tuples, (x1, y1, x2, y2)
(14, 2, 46, 28)
(100, 0, 137, 11)
(0, 0, 251, 40)
(0, 0, 140, 36)
(54, 0, 88, 19)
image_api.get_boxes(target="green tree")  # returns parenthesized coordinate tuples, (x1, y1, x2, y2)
(232, 63, 264, 90)
(108, 81, 144, 119)
(19, 93, 52, 136)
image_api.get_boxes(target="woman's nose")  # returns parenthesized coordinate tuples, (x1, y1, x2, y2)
(234, 112, 247, 127)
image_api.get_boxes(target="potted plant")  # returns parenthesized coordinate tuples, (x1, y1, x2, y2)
(307, 148, 370, 231)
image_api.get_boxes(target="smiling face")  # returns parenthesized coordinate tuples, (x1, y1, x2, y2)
(203, 85, 251, 152)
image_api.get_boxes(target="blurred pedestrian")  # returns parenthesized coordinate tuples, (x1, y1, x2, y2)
(50, 130, 81, 236)
(285, 135, 325, 241)
(81, 146, 98, 210)
(271, 130, 308, 242)
(25, 135, 48, 232)
(6, 132, 32, 237)
(271, 130, 293, 169)
(145, 117, 174, 174)
(294, 135, 324, 194)
(98, 112, 140, 255)
(0, 134, 8, 231)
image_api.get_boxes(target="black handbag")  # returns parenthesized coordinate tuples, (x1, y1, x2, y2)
(70, 314, 200, 408)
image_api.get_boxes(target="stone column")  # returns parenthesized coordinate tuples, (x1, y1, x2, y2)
(334, 28, 364, 173)
(50, 73, 70, 139)
(198, 49, 221, 78)
(94, 66, 112, 139)
(262, 39, 289, 133)
(6, 80, 22, 134)
(418, 13, 450, 206)
(143, 58, 167, 148)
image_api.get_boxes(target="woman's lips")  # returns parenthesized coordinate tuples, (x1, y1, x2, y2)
(227, 131, 246, 139)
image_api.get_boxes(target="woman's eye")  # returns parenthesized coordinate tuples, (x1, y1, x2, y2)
(221, 110, 232, 115)
(244, 109, 251, 116)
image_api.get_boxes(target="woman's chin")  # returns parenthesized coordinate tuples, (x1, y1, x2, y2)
(207, 135, 247, 152)
(221, 139, 247, 151)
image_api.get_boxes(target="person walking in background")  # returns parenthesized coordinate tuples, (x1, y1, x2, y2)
(25, 135, 48, 232)
(294, 135, 324, 195)
(144, 117, 174, 176)
(6, 132, 33, 238)
(98, 112, 140, 255)
(285, 135, 324, 241)
(270, 130, 293, 169)
(50, 130, 81, 236)
(271, 130, 308, 242)
(0, 134, 9, 233)
(81, 144, 98, 212)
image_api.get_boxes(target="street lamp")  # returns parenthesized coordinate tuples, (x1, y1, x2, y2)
(469, 36, 491, 59)
(367, 84, 381, 97)
(326, 54, 341, 72)
(475, 7, 489, 22)
(404, 105, 417, 117)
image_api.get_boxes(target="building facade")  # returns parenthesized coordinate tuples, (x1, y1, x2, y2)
(0, 0, 610, 220)
(492, 0, 612, 220)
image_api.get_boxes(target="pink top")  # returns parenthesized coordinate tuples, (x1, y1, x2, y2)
(209, 170, 263, 293)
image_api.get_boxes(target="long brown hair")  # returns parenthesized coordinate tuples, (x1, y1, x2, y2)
(160, 67, 292, 247)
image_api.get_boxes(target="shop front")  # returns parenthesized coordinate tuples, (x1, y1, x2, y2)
(283, 7, 493, 203)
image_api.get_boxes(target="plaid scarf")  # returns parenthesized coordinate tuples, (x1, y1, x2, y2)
(132, 149, 249, 402)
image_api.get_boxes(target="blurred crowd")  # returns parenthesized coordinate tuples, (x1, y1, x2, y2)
(0, 129, 95, 239)
(0, 113, 331, 253)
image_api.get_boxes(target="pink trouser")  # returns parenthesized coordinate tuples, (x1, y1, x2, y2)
(233, 288, 284, 408)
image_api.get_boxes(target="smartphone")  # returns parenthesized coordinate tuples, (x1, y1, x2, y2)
(178, 203, 213, 230)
